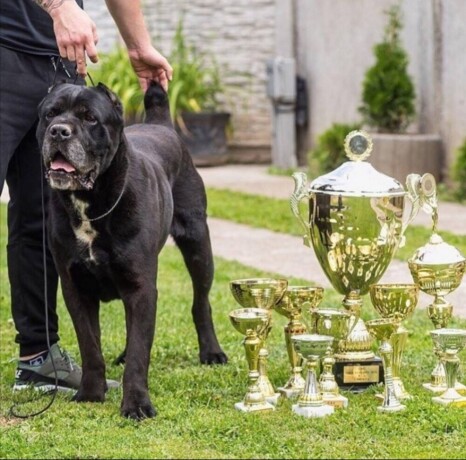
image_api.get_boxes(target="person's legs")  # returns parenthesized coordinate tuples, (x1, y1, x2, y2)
(0, 46, 88, 391)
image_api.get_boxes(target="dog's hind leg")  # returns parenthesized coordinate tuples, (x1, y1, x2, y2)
(171, 173, 228, 365)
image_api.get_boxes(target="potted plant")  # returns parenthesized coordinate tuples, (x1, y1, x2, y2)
(168, 21, 231, 166)
(358, 4, 442, 182)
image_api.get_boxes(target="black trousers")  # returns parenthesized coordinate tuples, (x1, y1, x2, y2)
(0, 46, 83, 356)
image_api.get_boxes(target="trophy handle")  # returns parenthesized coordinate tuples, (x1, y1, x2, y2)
(291, 172, 312, 247)
(401, 173, 438, 246)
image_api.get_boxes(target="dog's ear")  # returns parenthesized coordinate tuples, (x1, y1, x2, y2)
(96, 82, 123, 116)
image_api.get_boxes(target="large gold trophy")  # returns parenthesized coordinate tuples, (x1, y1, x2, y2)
(291, 130, 428, 391)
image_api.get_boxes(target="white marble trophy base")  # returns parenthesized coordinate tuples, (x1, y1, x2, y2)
(292, 403, 334, 418)
(265, 393, 281, 406)
(278, 386, 302, 399)
(322, 394, 348, 409)
(234, 401, 275, 412)
(423, 381, 466, 393)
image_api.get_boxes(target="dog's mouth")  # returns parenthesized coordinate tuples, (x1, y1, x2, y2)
(46, 152, 96, 191)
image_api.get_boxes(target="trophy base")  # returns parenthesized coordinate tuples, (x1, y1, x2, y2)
(423, 381, 466, 393)
(322, 394, 348, 409)
(264, 393, 281, 406)
(278, 386, 302, 399)
(432, 395, 466, 407)
(234, 401, 275, 412)
(333, 357, 384, 392)
(377, 403, 406, 413)
(292, 403, 334, 418)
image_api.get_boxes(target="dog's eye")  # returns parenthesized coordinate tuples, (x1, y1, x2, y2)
(84, 113, 97, 124)
(46, 110, 58, 119)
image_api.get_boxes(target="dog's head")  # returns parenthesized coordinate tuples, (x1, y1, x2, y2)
(37, 83, 124, 191)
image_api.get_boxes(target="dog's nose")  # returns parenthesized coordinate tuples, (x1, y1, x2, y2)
(50, 124, 72, 140)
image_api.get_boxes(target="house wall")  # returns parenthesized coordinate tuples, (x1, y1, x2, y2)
(85, 0, 466, 177)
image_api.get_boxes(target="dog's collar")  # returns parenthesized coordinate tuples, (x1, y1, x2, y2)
(78, 183, 125, 222)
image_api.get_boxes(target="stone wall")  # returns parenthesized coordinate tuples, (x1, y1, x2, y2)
(85, 0, 466, 177)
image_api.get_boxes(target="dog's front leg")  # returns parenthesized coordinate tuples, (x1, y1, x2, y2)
(60, 275, 107, 402)
(120, 285, 157, 420)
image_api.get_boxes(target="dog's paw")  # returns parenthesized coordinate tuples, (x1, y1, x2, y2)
(121, 401, 157, 420)
(72, 390, 105, 403)
(200, 350, 228, 365)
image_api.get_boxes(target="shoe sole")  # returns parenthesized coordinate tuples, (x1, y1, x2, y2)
(13, 383, 77, 393)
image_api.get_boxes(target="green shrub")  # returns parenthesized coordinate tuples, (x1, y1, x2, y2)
(452, 139, 466, 201)
(307, 122, 362, 176)
(168, 20, 223, 123)
(90, 20, 224, 124)
(359, 4, 416, 133)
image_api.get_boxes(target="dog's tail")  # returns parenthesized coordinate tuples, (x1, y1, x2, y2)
(144, 81, 173, 127)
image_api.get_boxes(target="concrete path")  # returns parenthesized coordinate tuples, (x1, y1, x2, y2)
(197, 165, 466, 319)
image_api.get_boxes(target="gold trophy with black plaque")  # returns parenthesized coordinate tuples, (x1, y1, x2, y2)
(291, 130, 430, 392)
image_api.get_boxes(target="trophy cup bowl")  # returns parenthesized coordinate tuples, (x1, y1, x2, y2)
(274, 286, 324, 398)
(230, 278, 288, 405)
(291, 334, 335, 418)
(369, 283, 419, 400)
(229, 307, 274, 412)
(408, 233, 466, 393)
(311, 308, 354, 408)
(430, 328, 466, 406)
(365, 318, 406, 413)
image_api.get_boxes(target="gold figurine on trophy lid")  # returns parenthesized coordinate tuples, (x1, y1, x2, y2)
(407, 174, 466, 394)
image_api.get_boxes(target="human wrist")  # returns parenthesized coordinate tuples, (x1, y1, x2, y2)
(34, 0, 73, 19)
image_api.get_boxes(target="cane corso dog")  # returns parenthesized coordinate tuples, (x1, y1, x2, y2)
(36, 81, 228, 419)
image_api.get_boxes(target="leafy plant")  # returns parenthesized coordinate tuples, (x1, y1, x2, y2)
(359, 4, 416, 133)
(168, 20, 223, 123)
(90, 45, 144, 122)
(307, 122, 362, 176)
(452, 138, 466, 201)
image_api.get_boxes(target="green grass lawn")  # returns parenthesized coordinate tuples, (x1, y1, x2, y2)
(1, 201, 466, 459)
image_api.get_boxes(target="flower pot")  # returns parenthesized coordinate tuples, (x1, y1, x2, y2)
(176, 112, 231, 166)
(369, 133, 443, 183)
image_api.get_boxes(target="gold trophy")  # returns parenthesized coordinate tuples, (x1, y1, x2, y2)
(409, 235, 465, 393)
(365, 318, 406, 413)
(291, 130, 427, 392)
(291, 334, 334, 418)
(274, 286, 324, 398)
(229, 308, 274, 412)
(311, 308, 354, 408)
(230, 278, 288, 405)
(430, 328, 466, 406)
(369, 283, 419, 400)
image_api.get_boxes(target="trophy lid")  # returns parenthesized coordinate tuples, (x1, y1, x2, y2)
(409, 233, 466, 265)
(309, 130, 406, 197)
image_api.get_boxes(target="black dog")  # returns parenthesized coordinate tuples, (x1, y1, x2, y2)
(36, 81, 228, 419)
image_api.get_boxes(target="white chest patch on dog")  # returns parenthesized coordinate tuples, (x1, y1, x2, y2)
(70, 195, 98, 261)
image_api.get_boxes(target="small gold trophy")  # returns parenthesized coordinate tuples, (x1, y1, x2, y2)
(230, 278, 288, 405)
(291, 334, 334, 418)
(274, 286, 324, 398)
(365, 318, 406, 413)
(229, 308, 274, 412)
(311, 308, 354, 408)
(369, 283, 419, 400)
(430, 328, 466, 406)
(409, 234, 466, 393)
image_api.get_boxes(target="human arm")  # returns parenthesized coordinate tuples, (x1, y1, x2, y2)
(34, 0, 99, 76)
(104, 0, 173, 92)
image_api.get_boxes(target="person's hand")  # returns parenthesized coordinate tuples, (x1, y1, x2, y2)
(49, 1, 99, 76)
(127, 46, 173, 92)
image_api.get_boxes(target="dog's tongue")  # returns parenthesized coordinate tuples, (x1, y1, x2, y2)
(50, 157, 75, 173)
